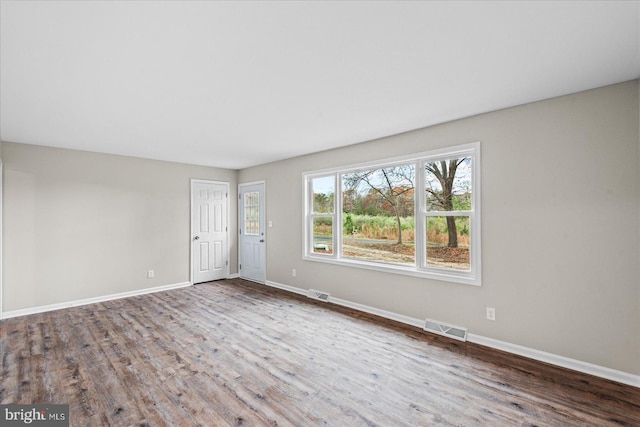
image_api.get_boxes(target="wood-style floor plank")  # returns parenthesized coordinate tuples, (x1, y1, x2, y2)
(1, 278, 639, 426)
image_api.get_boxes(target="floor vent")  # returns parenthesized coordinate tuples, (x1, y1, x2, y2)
(423, 318, 468, 342)
(307, 289, 330, 302)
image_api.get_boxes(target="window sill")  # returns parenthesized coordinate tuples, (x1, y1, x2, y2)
(303, 254, 481, 286)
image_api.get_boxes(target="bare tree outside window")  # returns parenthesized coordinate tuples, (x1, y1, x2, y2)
(425, 157, 472, 270)
(342, 164, 415, 265)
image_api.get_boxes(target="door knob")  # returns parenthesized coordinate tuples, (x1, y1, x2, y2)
(260, 239, 265, 242)
(194, 236, 200, 240)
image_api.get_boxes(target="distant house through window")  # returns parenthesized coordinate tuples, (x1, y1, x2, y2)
(303, 142, 481, 286)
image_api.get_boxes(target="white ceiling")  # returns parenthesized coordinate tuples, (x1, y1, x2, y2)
(1, 1, 639, 170)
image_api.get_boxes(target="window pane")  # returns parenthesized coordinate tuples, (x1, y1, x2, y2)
(342, 164, 415, 266)
(312, 176, 335, 214)
(426, 216, 470, 271)
(313, 217, 333, 254)
(425, 157, 472, 211)
(244, 191, 260, 235)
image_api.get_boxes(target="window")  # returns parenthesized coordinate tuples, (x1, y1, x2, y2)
(303, 142, 481, 285)
(309, 176, 335, 254)
(424, 156, 473, 272)
(243, 191, 261, 236)
(342, 164, 416, 265)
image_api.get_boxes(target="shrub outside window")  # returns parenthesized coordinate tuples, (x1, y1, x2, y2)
(303, 142, 481, 286)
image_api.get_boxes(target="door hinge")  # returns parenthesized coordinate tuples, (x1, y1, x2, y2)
(226, 260, 228, 266)
(239, 264, 242, 269)
(239, 195, 241, 200)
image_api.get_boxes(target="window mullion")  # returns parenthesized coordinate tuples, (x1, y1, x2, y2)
(416, 160, 426, 269)
(424, 211, 472, 217)
(306, 179, 312, 255)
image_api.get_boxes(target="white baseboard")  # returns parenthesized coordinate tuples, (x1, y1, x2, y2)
(466, 334, 640, 388)
(264, 280, 640, 388)
(329, 295, 425, 329)
(2, 281, 191, 319)
(265, 280, 307, 296)
(227, 273, 240, 279)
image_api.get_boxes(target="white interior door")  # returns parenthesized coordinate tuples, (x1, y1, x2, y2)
(191, 180, 229, 284)
(239, 182, 266, 283)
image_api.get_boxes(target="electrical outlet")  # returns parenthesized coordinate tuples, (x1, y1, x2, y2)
(292, 269, 297, 277)
(486, 307, 496, 321)
(147, 270, 154, 278)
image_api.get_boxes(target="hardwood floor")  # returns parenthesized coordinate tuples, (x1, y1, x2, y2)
(2, 278, 639, 426)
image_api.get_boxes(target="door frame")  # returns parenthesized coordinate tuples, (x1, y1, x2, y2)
(238, 180, 266, 283)
(0, 157, 3, 319)
(190, 179, 231, 285)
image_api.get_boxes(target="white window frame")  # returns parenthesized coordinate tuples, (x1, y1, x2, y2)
(307, 174, 337, 257)
(303, 142, 481, 286)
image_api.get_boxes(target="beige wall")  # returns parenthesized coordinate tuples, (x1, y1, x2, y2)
(2, 81, 638, 376)
(2, 142, 238, 311)
(239, 81, 640, 375)
(0, 144, 3, 316)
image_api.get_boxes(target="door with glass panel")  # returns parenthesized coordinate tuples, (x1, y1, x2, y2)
(238, 182, 266, 283)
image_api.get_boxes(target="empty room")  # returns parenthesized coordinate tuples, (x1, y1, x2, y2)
(1, 1, 639, 426)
